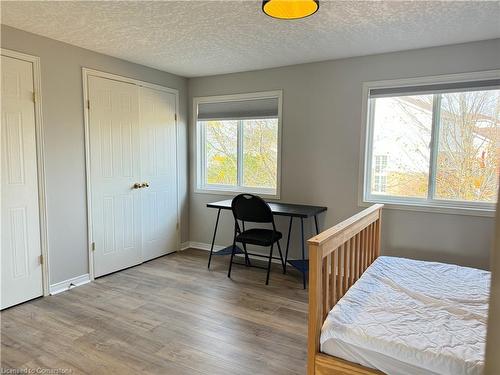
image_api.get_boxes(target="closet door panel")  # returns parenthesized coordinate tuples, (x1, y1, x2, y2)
(88, 76, 142, 277)
(140, 87, 178, 261)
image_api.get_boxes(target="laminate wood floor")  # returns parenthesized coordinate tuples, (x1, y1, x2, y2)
(1, 249, 308, 375)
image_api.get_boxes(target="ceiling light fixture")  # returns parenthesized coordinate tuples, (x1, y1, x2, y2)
(262, 0, 319, 20)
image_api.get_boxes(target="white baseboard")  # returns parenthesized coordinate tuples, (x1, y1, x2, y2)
(49, 273, 91, 295)
(182, 241, 284, 264)
(181, 241, 215, 251)
(183, 241, 224, 252)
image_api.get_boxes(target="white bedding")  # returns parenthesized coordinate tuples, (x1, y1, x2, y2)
(320, 256, 490, 375)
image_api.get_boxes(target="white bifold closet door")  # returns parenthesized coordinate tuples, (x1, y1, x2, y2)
(1, 55, 43, 309)
(88, 76, 178, 278)
(139, 86, 178, 262)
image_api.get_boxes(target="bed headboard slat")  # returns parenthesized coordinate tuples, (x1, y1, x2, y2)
(307, 204, 383, 375)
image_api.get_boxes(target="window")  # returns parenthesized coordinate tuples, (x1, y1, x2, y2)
(363, 73, 500, 213)
(195, 91, 282, 198)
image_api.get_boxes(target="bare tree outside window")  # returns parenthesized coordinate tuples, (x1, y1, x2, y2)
(204, 120, 237, 185)
(242, 119, 278, 189)
(202, 118, 278, 190)
(435, 90, 500, 202)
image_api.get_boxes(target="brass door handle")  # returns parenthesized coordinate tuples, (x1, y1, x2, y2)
(132, 183, 142, 189)
(140, 182, 150, 188)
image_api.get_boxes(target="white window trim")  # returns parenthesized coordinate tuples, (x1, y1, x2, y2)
(194, 90, 283, 199)
(359, 70, 500, 217)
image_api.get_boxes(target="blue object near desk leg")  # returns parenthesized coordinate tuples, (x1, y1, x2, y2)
(214, 245, 245, 256)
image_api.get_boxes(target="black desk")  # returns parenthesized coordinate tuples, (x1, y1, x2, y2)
(206, 199, 327, 288)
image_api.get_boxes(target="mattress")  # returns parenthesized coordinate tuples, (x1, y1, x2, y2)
(320, 256, 490, 375)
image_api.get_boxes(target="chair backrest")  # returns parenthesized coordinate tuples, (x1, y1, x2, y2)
(231, 194, 273, 224)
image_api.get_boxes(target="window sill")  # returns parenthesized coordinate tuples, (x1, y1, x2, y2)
(194, 186, 280, 200)
(360, 198, 496, 218)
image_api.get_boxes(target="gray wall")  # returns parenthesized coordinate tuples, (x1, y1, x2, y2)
(1, 25, 189, 285)
(2, 22, 498, 285)
(188, 38, 500, 270)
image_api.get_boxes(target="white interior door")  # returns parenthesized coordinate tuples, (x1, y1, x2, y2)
(1, 55, 43, 309)
(140, 87, 178, 261)
(88, 76, 142, 277)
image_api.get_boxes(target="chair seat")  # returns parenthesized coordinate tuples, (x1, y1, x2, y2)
(236, 228, 282, 246)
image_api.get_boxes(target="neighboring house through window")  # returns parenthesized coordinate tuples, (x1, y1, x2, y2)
(373, 155, 388, 193)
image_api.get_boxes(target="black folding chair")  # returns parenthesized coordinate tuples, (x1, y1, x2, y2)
(228, 194, 285, 285)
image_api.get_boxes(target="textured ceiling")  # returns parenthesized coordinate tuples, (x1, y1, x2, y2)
(1, 1, 500, 77)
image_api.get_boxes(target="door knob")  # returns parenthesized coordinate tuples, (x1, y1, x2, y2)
(132, 183, 142, 189)
(141, 182, 150, 188)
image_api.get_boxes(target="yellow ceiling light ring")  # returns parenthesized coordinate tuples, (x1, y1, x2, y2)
(262, 0, 319, 20)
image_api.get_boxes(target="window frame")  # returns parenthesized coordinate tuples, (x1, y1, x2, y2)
(360, 70, 500, 217)
(194, 90, 283, 199)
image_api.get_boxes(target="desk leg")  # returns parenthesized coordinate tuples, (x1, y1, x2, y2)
(301, 217, 306, 289)
(276, 240, 285, 274)
(284, 216, 293, 274)
(207, 208, 221, 269)
(242, 221, 251, 266)
(314, 215, 320, 235)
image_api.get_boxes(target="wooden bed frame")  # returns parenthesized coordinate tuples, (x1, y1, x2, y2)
(307, 204, 384, 375)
